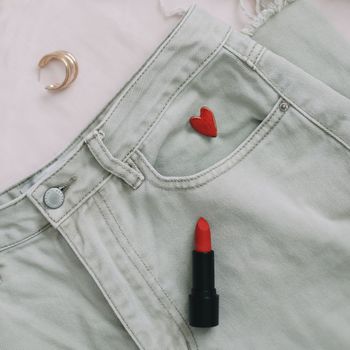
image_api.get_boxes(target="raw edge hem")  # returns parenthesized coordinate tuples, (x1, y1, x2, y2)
(241, 0, 297, 36)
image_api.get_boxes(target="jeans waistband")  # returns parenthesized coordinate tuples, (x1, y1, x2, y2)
(2, 3, 349, 243)
(0, 5, 265, 242)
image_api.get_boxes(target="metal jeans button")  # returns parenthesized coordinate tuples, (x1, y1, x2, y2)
(43, 187, 65, 209)
(279, 101, 289, 112)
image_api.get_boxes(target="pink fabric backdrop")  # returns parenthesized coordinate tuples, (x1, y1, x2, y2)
(1, 0, 349, 192)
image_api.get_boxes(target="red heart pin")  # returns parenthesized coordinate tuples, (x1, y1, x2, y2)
(189, 107, 217, 137)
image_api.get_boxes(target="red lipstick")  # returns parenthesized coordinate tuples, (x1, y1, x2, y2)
(189, 217, 219, 327)
(195, 217, 212, 253)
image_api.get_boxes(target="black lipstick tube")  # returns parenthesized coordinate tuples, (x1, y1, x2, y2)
(189, 250, 219, 327)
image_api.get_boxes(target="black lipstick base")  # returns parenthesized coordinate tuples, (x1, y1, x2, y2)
(189, 250, 219, 327)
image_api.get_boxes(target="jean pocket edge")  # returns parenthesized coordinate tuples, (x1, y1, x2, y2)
(130, 97, 289, 191)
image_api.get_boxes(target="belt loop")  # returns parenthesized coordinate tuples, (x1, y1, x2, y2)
(84, 130, 144, 190)
(244, 42, 265, 70)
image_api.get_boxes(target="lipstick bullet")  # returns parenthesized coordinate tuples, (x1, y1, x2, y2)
(189, 217, 219, 327)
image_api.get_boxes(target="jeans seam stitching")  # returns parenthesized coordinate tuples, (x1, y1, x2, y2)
(224, 43, 350, 152)
(135, 111, 284, 190)
(86, 134, 144, 189)
(254, 47, 266, 68)
(33, 143, 85, 194)
(134, 98, 284, 189)
(223, 43, 248, 62)
(59, 224, 145, 350)
(254, 67, 350, 152)
(94, 192, 198, 349)
(99, 5, 196, 130)
(246, 42, 258, 65)
(32, 173, 111, 224)
(87, 138, 137, 186)
(0, 223, 51, 253)
(55, 174, 112, 225)
(98, 191, 198, 349)
(0, 194, 27, 211)
(122, 27, 232, 162)
(253, 46, 265, 69)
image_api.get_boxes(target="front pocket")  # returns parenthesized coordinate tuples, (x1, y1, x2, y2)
(131, 44, 285, 184)
(0, 224, 51, 255)
(131, 97, 290, 190)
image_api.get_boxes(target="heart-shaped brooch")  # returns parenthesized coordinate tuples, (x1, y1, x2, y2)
(189, 107, 217, 137)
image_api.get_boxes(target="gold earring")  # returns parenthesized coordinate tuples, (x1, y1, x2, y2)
(38, 50, 79, 91)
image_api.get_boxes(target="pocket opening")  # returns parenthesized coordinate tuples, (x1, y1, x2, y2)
(132, 98, 289, 190)
(137, 45, 280, 180)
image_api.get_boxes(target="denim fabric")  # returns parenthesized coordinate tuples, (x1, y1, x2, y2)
(253, 0, 350, 100)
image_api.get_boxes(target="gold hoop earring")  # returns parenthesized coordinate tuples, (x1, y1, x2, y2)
(38, 50, 79, 91)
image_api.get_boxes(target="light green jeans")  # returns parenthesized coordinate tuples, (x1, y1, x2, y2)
(1, 3, 350, 349)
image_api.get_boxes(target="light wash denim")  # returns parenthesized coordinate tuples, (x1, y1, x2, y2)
(252, 0, 350, 100)
(1, 3, 350, 350)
